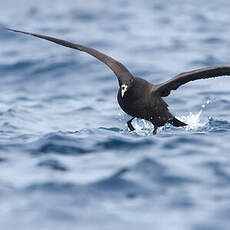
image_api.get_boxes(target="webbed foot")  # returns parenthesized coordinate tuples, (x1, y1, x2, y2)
(153, 126, 158, 135)
(127, 117, 135, 131)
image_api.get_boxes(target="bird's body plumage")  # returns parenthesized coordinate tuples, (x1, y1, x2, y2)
(118, 77, 172, 127)
(7, 28, 230, 134)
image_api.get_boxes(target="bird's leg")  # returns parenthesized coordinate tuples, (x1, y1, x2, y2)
(127, 117, 135, 131)
(153, 126, 158, 135)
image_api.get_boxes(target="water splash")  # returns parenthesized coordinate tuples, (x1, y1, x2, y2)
(119, 113, 153, 136)
(129, 119, 153, 136)
(178, 99, 211, 131)
(178, 111, 203, 131)
(201, 99, 211, 109)
(120, 99, 212, 134)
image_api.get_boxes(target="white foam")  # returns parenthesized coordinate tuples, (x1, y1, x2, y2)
(131, 119, 153, 136)
(177, 99, 211, 131)
(178, 111, 203, 131)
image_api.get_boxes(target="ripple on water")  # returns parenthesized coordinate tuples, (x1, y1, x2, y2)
(28, 132, 93, 155)
(125, 158, 198, 187)
(87, 167, 150, 199)
(0, 157, 7, 163)
(25, 182, 77, 194)
(96, 136, 155, 151)
(202, 161, 230, 187)
(0, 60, 37, 74)
(207, 118, 230, 133)
(37, 159, 68, 171)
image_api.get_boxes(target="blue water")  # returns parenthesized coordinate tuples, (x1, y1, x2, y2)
(1, 0, 230, 229)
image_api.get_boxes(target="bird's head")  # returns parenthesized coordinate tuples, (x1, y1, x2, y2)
(120, 78, 134, 97)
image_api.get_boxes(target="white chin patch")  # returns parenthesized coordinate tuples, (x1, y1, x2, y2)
(121, 84, 128, 97)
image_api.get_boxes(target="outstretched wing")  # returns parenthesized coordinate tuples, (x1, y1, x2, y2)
(7, 28, 134, 83)
(153, 66, 230, 97)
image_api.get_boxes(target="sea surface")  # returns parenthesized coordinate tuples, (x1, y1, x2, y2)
(1, 0, 230, 229)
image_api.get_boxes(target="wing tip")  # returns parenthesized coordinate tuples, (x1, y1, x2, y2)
(4, 27, 31, 36)
(4, 27, 17, 32)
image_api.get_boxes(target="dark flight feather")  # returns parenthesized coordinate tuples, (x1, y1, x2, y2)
(6, 28, 134, 84)
(154, 66, 230, 97)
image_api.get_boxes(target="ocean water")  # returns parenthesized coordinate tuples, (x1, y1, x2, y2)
(1, 0, 230, 229)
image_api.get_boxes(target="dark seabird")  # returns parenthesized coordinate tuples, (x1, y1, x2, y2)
(7, 28, 230, 134)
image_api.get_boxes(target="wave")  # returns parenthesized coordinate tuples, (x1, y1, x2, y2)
(28, 132, 92, 155)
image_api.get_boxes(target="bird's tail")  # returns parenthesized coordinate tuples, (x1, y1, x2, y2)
(168, 117, 187, 127)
